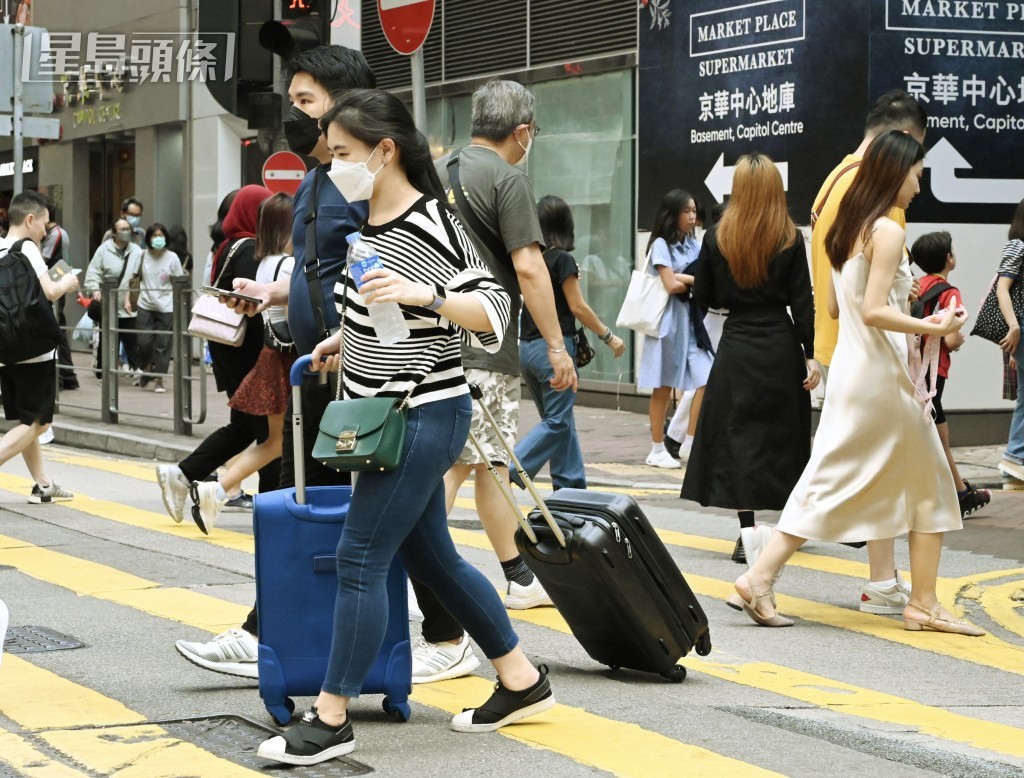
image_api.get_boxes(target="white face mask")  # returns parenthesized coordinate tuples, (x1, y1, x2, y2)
(327, 146, 384, 202)
(515, 132, 532, 166)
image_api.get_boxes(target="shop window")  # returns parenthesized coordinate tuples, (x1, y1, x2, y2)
(426, 70, 635, 383)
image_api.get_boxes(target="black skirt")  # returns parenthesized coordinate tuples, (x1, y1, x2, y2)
(681, 310, 811, 511)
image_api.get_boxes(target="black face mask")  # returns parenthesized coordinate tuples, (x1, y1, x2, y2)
(284, 105, 322, 156)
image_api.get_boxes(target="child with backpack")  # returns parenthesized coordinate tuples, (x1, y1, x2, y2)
(0, 191, 79, 502)
(911, 230, 991, 518)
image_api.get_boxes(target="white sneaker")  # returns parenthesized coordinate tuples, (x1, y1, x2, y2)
(407, 580, 424, 622)
(175, 628, 259, 678)
(411, 635, 481, 684)
(859, 572, 912, 614)
(39, 427, 55, 445)
(740, 525, 772, 567)
(189, 480, 227, 535)
(505, 577, 553, 610)
(645, 449, 681, 469)
(156, 465, 189, 523)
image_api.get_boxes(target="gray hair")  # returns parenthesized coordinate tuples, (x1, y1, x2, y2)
(470, 80, 535, 141)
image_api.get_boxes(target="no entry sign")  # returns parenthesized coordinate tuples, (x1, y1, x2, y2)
(377, 0, 436, 56)
(262, 151, 307, 196)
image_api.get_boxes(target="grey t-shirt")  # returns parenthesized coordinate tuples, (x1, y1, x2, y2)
(436, 145, 544, 376)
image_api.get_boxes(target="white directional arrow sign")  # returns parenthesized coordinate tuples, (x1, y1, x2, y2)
(704, 153, 789, 202)
(924, 138, 1024, 205)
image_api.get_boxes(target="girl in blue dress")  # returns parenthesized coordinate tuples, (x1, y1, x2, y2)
(639, 189, 714, 468)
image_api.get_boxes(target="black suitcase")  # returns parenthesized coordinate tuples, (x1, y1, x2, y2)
(467, 387, 712, 683)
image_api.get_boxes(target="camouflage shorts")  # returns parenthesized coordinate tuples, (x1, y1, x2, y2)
(457, 369, 520, 467)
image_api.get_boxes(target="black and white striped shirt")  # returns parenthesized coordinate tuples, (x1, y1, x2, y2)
(333, 195, 511, 407)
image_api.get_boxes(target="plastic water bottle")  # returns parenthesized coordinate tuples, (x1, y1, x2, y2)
(345, 231, 410, 345)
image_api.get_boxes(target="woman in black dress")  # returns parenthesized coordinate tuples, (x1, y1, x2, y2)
(681, 152, 820, 568)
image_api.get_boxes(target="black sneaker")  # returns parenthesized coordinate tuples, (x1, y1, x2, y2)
(451, 664, 555, 733)
(256, 707, 354, 766)
(959, 480, 992, 519)
(223, 491, 254, 512)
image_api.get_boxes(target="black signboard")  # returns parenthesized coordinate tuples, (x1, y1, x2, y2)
(638, 0, 1023, 226)
(870, 0, 1024, 224)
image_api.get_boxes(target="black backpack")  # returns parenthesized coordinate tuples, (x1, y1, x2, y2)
(0, 239, 62, 364)
(910, 280, 952, 320)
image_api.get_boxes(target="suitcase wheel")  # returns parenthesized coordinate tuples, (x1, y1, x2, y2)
(267, 697, 296, 726)
(696, 633, 712, 657)
(663, 665, 687, 684)
(382, 697, 411, 722)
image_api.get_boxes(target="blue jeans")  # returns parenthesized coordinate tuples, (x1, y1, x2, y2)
(512, 336, 586, 491)
(322, 393, 519, 697)
(1006, 341, 1024, 464)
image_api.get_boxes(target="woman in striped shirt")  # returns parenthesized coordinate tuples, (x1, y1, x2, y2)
(256, 90, 555, 767)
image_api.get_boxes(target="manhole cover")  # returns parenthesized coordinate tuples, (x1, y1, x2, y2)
(4, 626, 85, 654)
(157, 715, 372, 775)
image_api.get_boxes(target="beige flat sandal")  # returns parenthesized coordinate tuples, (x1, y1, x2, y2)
(902, 602, 985, 637)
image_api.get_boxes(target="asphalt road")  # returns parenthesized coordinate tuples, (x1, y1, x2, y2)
(1, 446, 1023, 777)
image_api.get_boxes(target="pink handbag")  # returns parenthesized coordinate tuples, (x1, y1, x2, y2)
(187, 294, 245, 346)
(187, 238, 249, 347)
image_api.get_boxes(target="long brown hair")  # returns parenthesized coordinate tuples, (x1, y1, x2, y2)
(715, 153, 796, 288)
(1009, 197, 1024, 242)
(825, 130, 924, 270)
(255, 192, 293, 260)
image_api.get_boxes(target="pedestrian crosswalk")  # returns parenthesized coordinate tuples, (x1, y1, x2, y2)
(1, 447, 1023, 776)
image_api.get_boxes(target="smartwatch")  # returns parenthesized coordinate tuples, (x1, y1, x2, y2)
(426, 283, 447, 311)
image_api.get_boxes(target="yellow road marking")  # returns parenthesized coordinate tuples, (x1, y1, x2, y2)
(7, 530, 1024, 767)
(40, 726, 266, 778)
(45, 451, 161, 484)
(976, 579, 1024, 639)
(0, 536, 248, 634)
(41, 452, 1022, 604)
(2, 656, 266, 776)
(6, 468, 1024, 676)
(503, 608, 1024, 762)
(411, 676, 782, 778)
(0, 538, 773, 777)
(0, 731, 90, 777)
(0, 472, 254, 554)
(695, 660, 1024, 759)
(1, 653, 145, 730)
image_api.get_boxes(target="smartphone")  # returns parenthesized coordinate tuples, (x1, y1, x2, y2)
(48, 259, 80, 282)
(200, 285, 263, 305)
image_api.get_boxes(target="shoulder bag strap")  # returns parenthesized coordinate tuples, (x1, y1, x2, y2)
(810, 161, 861, 230)
(211, 237, 251, 287)
(303, 170, 332, 342)
(446, 151, 510, 263)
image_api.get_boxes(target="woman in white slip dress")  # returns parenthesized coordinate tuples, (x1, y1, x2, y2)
(733, 130, 983, 636)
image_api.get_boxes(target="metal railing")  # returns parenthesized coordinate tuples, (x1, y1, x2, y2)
(55, 277, 208, 435)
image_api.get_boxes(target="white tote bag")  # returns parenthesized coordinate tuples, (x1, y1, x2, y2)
(616, 250, 669, 338)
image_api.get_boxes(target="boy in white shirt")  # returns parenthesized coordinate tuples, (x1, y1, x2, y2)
(0, 191, 80, 502)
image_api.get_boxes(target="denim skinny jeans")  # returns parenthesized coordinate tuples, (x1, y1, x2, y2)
(1006, 340, 1024, 465)
(322, 393, 519, 698)
(512, 335, 586, 491)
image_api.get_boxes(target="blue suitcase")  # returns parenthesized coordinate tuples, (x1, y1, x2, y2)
(253, 355, 412, 725)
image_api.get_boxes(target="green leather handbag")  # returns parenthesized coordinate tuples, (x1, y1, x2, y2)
(313, 395, 408, 472)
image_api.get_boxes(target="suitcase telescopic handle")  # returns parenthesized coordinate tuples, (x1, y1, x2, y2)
(468, 384, 568, 549)
(289, 355, 330, 505)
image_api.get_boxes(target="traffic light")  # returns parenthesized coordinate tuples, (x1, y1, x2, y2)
(260, 0, 332, 60)
(198, 0, 274, 119)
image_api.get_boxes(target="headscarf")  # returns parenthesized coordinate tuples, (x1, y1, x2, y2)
(210, 184, 272, 280)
